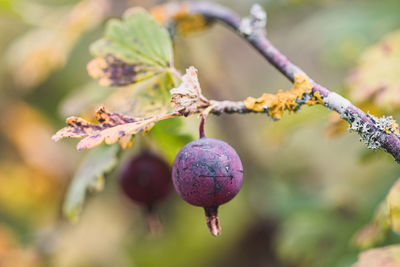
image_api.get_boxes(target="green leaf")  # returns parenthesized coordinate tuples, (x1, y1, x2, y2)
(88, 7, 173, 87)
(63, 144, 120, 221)
(105, 71, 177, 117)
(150, 117, 193, 163)
(85, 7, 179, 118)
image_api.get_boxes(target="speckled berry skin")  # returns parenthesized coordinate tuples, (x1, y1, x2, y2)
(172, 138, 243, 208)
(120, 153, 171, 207)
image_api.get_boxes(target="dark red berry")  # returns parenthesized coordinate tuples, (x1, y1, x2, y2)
(120, 152, 172, 209)
(172, 137, 243, 236)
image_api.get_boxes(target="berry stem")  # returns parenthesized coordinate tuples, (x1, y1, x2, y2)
(199, 114, 207, 138)
(204, 206, 221, 237)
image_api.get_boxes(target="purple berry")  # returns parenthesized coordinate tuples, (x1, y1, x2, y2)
(172, 137, 243, 236)
(120, 152, 172, 209)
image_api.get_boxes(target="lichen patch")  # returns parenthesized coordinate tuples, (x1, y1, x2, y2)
(243, 74, 323, 119)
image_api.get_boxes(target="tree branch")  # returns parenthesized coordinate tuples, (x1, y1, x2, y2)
(153, 1, 400, 163)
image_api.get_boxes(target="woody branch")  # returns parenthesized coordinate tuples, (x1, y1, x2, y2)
(155, 1, 400, 163)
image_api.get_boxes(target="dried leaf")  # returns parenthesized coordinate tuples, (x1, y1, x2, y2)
(52, 117, 103, 142)
(354, 245, 400, 267)
(53, 106, 179, 150)
(170, 66, 209, 116)
(63, 145, 119, 221)
(76, 118, 154, 151)
(88, 7, 173, 86)
(243, 74, 322, 119)
(349, 29, 400, 111)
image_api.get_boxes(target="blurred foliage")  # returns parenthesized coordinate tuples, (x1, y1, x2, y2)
(1, 0, 400, 267)
(348, 30, 400, 112)
(354, 245, 400, 267)
(63, 144, 120, 221)
(6, 0, 110, 90)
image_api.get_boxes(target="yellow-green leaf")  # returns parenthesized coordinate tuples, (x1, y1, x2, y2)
(105, 72, 177, 117)
(348, 29, 400, 111)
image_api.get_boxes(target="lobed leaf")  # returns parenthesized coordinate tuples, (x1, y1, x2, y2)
(53, 106, 180, 150)
(88, 7, 173, 87)
(63, 144, 120, 221)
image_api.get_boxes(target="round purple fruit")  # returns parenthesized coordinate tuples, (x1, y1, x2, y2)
(120, 152, 172, 209)
(172, 137, 243, 236)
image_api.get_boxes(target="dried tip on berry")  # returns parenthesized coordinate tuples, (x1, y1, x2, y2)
(205, 207, 222, 237)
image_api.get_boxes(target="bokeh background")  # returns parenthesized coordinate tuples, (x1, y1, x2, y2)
(1, 0, 400, 266)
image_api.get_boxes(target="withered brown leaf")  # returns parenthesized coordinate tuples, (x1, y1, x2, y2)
(53, 106, 179, 150)
(170, 66, 209, 116)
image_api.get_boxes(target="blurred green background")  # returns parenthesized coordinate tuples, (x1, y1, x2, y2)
(1, 0, 400, 266)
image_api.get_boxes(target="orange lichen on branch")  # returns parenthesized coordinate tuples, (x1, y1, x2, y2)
(243, 74, 323, 119)
(150, 3, 210, 34)
(151, 3, 189, 25)
(385, 120, 400, 136)
(306, 91, 324, 106)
